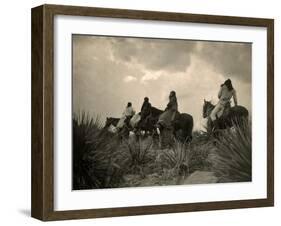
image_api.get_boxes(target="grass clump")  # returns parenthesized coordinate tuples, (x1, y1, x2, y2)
(72, 112, 129, 189)
(72, 112, 252, 189)
(210, 120, 252, 182)
(160, 140, 191, 177)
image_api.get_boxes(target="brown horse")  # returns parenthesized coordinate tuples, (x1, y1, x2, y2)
(203, 99, 248, 132)
(138, 107, 163, 134)
(156, 110, 194, 147)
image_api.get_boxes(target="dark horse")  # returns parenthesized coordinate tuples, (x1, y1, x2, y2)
(137, 106, 193, 143)
(138, 107, 163, 134)
(203, 99, 249, 132)
(172, 113, 194, 142)
(156, 110, 194, 144)
(104, 117, 119, 129)
(149, 109, 194, 145)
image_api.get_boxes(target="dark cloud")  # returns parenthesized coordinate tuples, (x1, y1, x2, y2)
(72, 35, 145, 118)
(72, 35, 252, 129)
(197, 42, 252, 82)
(110, 37, 197, 73)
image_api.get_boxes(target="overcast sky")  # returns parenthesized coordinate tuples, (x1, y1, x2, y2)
(73, 35, 252, 130)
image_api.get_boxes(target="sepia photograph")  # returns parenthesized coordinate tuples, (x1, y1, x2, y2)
(72, 34, 252, 190)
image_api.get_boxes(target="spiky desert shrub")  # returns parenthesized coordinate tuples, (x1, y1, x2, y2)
(72, 113, 128, 189)
(188, 130, 213, 173)
(160, 140, 191, 178)
(210, 120, 252, 182)
(188, 144, 212, 174)
(123, 137, 154, 174)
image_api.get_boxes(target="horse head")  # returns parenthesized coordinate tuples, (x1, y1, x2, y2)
(104, 117, 119, 128)
(203, 99, 214, 118)
(104, 117, 110, 128)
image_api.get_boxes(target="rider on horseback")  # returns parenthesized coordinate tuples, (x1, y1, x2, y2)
(210, 79, 238, 129)
(157, 91, 178, 129)
(141, 97, 152, 119)
(166, 91, 178, 122)
(116, 102, 135, 129)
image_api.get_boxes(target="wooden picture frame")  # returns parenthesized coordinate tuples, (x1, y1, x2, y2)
(31, 4, 274, 221)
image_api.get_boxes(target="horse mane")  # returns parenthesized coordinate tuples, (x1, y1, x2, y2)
(104, 117, 119, 128)
(106, 117, 119, 122)
(206, 101, 215, 108)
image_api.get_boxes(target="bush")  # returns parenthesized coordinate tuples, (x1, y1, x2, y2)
(188, 130, 213, 174)
(160, 140, 191, 178)
(210, 120, 252, 182)
(72, 113, 128, 189)
(72, 112, 251, 189)
(123, 137, 154, 175)
(156, 134, 213, 183)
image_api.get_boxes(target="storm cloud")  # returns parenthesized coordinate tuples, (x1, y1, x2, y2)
(73, 35, 252, 130)
(110, 37, 197, 73)
(197, 42, 252, 82)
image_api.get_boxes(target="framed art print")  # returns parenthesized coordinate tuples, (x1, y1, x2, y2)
(31, 4, 274, 221)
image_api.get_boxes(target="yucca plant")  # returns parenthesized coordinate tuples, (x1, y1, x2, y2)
(188, 144, 212, 174)
(210, 120, 252, 182)
(186, 130, 213, 173)
(123, 137, 154, 174)
(72, 112, 126, 189)
(161, 139, 191, 178)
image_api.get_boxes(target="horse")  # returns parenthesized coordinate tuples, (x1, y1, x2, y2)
(138, 107, 164, 135)
(156, 110, 194, 147)
(173, 113, 194, 142)
(202, 99, 249, 132)
(104, 117, 119, 129)
(104, 116, 139, 140)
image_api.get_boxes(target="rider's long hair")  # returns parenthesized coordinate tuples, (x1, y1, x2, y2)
(170, 90, 176, 97)
(224, 79, 233, 91)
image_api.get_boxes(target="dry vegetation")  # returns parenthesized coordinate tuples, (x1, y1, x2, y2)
(73, 113, 251, 190)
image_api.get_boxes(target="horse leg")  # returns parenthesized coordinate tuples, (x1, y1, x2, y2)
(156, 127, 162, 148)
(207, 118, 213, 134)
